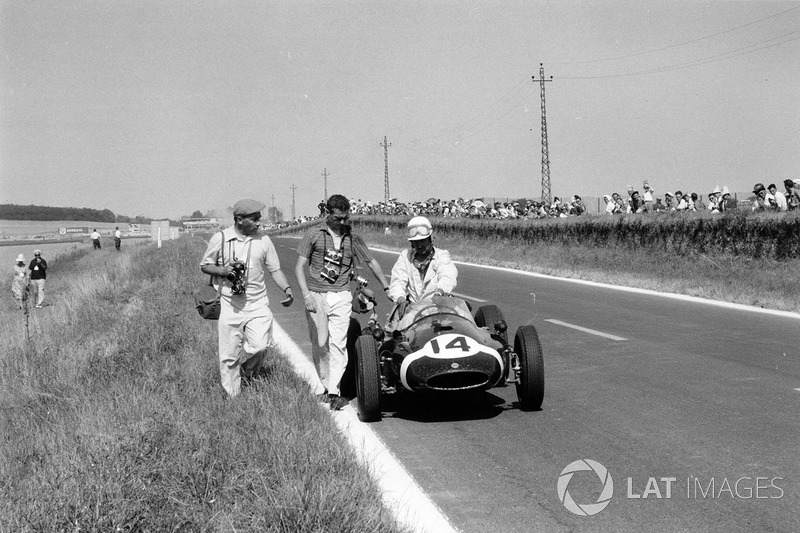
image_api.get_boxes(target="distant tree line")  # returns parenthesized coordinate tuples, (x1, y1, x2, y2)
(0, 204, 153, 224)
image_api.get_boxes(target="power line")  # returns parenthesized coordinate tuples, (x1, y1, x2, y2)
(561, 29, 800, 79)
(554, 4, 800, 66)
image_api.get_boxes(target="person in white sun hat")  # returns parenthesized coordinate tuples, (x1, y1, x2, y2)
(385, 216, 458, 329)
(12, 253, 29, 309)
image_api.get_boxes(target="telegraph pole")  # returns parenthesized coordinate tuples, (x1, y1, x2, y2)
(380, 136, 391, 204)
(270, 194, 276, 223)
(290, 183, 297, 220)
(532, 63, 553, 205)
(321, 167, 329, 200)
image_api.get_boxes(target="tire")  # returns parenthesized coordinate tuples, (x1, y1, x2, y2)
(355, 335, 382, 422)
(474, 304, 507, 344)
(340, 317, 363, 399)
(514, 325, 545, 411)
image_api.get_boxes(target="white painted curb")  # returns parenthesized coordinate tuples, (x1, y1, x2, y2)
(272, 322, 460, 533)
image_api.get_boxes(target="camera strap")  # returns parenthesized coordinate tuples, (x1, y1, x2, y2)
(322, 231, 354, 279)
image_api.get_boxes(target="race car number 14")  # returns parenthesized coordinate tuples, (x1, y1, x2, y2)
(421, 333, 480, 359)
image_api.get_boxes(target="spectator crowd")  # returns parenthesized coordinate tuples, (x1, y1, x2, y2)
(326, 178, 800, 221)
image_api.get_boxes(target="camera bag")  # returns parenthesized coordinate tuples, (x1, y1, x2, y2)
(195, 231, 224, 320)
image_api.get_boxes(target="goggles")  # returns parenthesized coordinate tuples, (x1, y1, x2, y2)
(407, 224, 432, 239)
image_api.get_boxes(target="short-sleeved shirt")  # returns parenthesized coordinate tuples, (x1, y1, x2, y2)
(29, 259, 47, 280)
(200, 227, 281, 310)
(297, 227, 373, 293)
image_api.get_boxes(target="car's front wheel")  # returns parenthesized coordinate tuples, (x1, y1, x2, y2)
(355, 335, 382, 422)
(514, 325, 545, 411)
(474, 304, 507, 344)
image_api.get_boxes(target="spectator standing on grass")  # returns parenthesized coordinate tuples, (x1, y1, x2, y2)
(200, 199, 295, 398)
(603, 195, 615, 215)
(664, 192, 675, 211)
(691, 193, 705, 211)
(11, 254, 29, 310)
(708, 187, 721, 213)
(28, 250, 47, 309)
(114, 227, 122, 250)
(642, 181, 655, 212)
(629, 191, 646, 213)
(295, 194, 390, 411)
(675, 191, 689, 211)
(785, 179, 800, 210)
(613, 194, 626, 214)
(720, 187, 734, 212)
(752, 183, 774, 211)
(570, 195, 587, 215)
(768, 184, 788, 212)
(91, 229, 101, 249)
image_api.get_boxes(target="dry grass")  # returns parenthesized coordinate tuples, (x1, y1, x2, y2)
(0, 238, 404, 532)
(349, 218, 800, 314)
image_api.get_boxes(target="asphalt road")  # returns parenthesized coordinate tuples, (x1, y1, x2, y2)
(269, 236, 800, 533)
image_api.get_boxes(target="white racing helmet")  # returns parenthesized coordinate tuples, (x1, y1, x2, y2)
(406, 216, 433, 241)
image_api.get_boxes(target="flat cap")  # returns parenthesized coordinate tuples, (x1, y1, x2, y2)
(232, 199, 266, 216)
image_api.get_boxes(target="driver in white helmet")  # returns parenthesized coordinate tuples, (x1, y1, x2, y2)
(386, 216, 458, 326)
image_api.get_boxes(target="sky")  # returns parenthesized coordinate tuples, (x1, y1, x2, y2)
(1, 0, 799, 220)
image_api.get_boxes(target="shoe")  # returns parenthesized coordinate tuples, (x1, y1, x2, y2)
(35, 305, 42, 309)
(329, 395, 349, 411)
(317, 392, 331, 404)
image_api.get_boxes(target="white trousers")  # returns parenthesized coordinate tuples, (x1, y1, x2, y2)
(217, 302, 274, 397)
(305, 290, 352, 396)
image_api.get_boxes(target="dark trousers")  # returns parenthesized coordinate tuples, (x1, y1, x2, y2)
(93, 239, 101, 249)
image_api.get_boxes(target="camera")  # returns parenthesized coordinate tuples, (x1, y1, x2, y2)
(320, 265, 339, 283)
(320, 248, 343, 283)
(227, 260, 247, 295)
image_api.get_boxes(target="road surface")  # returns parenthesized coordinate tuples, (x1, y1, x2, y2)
(269, 236, 799, 533)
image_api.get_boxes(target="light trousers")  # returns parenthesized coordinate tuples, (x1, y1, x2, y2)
(30, 279, 45, 306)
(217, 301, 274, 397)
(305, 290, 352, 396)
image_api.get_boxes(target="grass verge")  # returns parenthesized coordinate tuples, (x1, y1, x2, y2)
(0, 237, 404, 532)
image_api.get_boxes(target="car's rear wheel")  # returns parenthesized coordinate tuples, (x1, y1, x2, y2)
(474, 304, 507, 344)
(514, 325, 545, 411)
(355, 335, 382, 422)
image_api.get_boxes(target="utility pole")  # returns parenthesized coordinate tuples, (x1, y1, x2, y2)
(532, 63, 553, 205)
(270, 194, 276, 223)
(321, 167, 329, 200)
(290, 183, 297, 220)
(380, 136, 391, 204)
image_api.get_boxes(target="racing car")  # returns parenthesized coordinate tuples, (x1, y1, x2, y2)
(352, 293, 545, 422)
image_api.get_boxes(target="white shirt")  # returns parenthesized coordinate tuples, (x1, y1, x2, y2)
(200, 227, 281, 310)
(91, 231, 100, 240)
(388, 248, 458, 304)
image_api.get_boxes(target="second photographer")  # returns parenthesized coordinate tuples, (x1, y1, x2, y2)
(200, 198, 294, 398)
(295, 194, 389, 410)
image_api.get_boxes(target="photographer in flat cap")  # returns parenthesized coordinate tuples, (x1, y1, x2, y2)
(200, 199, 294, 397)
(295, 194, 390, 410)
